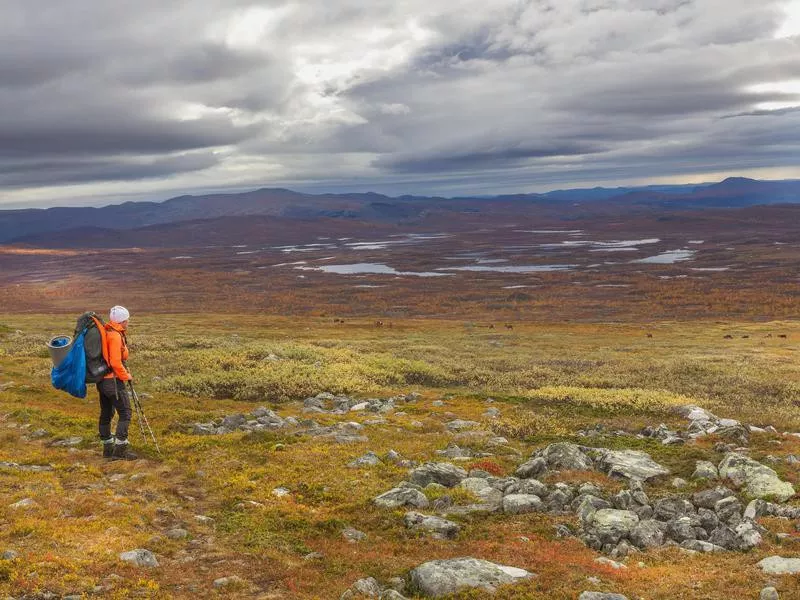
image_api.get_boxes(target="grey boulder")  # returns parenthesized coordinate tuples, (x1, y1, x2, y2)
(502, 494, 545, 515)
(718, 453, 795, 501)
(409, 463, 468, 488)
(404, 512, 460, 539)
(592, 448, 669, 481)
(374, 487, 429, 510)
(758, 556, 800, 575)
(535, 443, 593, 471)
(409, 557, 533, 597)
(119, 549, 159, 567)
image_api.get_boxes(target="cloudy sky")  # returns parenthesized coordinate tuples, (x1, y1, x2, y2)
(1, 0, 799, 207)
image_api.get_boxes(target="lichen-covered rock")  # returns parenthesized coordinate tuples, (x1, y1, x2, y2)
(718, 453, 795, 501)
(592, 448, 669, 481)
(119, 549, 159, 567)
(457, 478, 503, 512)
(409, 463, 468, 488)
(578, 593, 629, 600)
(653, 496, 694, 521)
(692, 460, 719, 480)
(586, 509, 639, 545)
(758, 556, 800, 575)
(535, 443, 593, 471)
(691, 487, 735, 509)
(409, 557, 533, 597)
(374, 487, 429, 509)
(404, 512, 460, 539)
(502, 494, 545, 515)
(515, 457, 546, 479)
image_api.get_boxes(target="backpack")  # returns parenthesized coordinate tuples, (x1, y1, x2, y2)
(75, 312, 111, 383)
(51, 312, 112, 398)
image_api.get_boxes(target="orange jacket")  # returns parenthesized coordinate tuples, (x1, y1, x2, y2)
(104, 322, 132, 381)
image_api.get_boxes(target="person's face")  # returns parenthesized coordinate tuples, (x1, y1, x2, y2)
(120, 319, 129, 330)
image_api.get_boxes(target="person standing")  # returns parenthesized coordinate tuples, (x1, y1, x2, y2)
(97, 305, 137, 460)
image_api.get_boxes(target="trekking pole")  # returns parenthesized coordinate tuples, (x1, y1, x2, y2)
(128, 381, 162, 455)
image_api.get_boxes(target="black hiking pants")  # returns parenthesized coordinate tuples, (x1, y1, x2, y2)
(97, 378, 132, 442)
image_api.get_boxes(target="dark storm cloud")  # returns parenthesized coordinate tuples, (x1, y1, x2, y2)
(378, 142, 606, 173)
(0, 0, 798, 204)
(0, 152, 220, 187)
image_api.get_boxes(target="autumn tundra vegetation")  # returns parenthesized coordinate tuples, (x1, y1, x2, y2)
(0, 188, 798, 599)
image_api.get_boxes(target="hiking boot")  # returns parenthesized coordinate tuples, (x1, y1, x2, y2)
(112, 442, 138, 461)
(102, 439, 115, 459)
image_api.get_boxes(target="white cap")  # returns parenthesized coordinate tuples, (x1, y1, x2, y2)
(109, 305, 130, 323)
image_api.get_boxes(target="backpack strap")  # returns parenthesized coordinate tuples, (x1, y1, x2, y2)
(91, 316, 110, 365)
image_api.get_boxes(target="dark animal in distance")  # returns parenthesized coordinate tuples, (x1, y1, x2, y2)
(779, 334, 787, 338)
(375, 320, 384, 327)
(646, 333, 653, 338)
(724, 334, 733, 339)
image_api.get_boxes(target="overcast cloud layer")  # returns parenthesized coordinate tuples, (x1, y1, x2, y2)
(1, 0, 799, 207)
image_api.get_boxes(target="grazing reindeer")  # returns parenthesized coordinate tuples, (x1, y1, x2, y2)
(646, 333, 653, 338)
(742, 335, 749, 339)
(504, 324, 513, 330)
(724, 334, 733, 339)
(375, 320, 384, 327)
(779, 334, 787, 339)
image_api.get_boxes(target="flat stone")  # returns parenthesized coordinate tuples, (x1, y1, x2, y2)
(592, 448, 669, 481)
(213, 575, 246, 588)
(408, 557, 533, 597)
(9, 498, 38, 510)
(594, 557, 627, 570)
(680, 540, 726, 553)
(578, 593, 629, 600)
(758, 556, 800, 575)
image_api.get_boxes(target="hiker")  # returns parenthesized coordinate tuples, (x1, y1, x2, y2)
(98, 305, 137, 460)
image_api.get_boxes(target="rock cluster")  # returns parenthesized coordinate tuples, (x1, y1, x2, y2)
(577, 481, 774, 556)
(373, 441, 795, 557)
(304, 391, 419, 415)
(191, 407, 297, 435)
(515, 442, 670, 482)
(190, 392, 418, 437)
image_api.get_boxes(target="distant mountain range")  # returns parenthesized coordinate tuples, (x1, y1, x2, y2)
(1, 177, 798, 245)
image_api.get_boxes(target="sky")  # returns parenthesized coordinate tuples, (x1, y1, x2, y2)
(1, 0, 799, 208)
